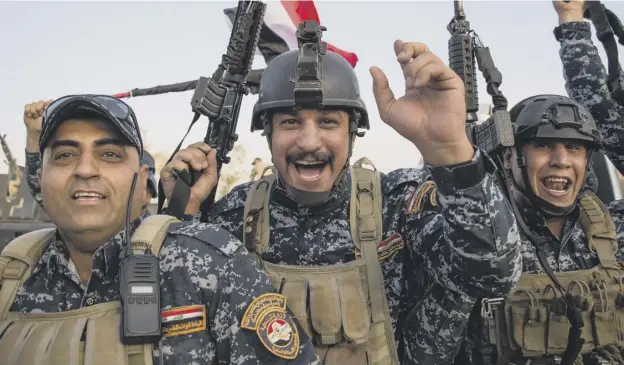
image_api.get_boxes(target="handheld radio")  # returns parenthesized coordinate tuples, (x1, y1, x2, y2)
(119, 172, 162, 345)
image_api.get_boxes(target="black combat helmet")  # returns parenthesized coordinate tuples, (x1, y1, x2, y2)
(507, 94, 603, 217)
(510, 94, 602, 149)
(250, 21, 368, 135)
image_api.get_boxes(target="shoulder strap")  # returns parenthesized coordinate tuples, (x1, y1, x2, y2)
(349, 158, 400, 363)
(131, 215, 180, 255)
(0, 228, 56, 320)
(243, 170, 277, 254)
(579, 192, 620, 271)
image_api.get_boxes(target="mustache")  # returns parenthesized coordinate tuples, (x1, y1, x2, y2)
(286, 151, 333, 164)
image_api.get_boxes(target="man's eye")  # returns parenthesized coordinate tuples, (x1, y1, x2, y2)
(321, 119, 338, 125)
(54, 152, 74, 160)
(102, 151, 122, 160)
(280, 119, 298, 125)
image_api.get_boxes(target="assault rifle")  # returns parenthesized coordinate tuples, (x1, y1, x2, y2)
(0, 134, 20, 181)
(447, 0, 513, 155)
(158, 0, 266, 220)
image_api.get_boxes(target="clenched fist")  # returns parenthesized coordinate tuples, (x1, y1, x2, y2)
(552, 0, 586, 24)
(160, 142, 218, 215)
(24, 100, 52, 134)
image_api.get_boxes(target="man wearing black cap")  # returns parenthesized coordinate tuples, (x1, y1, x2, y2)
(23, 100, 158, 220)
(141, 150, 158, 218)
(1, 94, 319, 365)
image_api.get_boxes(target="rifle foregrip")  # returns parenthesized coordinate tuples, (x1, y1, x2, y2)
(448, 34, 478, 113)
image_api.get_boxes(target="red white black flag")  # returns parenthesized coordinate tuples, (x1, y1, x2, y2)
(223, 0, 358, 67)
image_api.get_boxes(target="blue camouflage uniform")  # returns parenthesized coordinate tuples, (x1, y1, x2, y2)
(199, 149, 522, 364)
(454, 22, 624, 365)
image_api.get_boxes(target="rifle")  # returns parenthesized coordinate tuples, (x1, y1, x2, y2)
(0, 134, 21, 181)
(447, 0, 514, 155)
(157, 0, 266, 220)
(581, 1, 624, 106)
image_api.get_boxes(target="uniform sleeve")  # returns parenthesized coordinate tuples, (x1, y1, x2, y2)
(208, 248, 319, 365)
(405, 149, 522, 298)
(557, 21, 624, 173)
(184, 234, 319, 365)
(25, 150, 43, 207)
(402, 283, 477, 364)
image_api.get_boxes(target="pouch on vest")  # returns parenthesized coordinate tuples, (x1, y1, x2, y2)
(242, 158, 400, 365)
(489, 193, 624, 362)
(0, 214, 179, 365)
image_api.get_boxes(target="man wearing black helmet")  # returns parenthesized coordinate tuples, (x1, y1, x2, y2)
(455, 94, 624, 365)
(161, 25, 522, 364)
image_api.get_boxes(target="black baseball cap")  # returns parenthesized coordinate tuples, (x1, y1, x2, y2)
(39, 94, 144, 158)
(142, 150, 158, 198)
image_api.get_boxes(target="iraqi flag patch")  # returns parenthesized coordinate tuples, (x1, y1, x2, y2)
(161, 305, 207, 337)
(242, 293, 300, 360)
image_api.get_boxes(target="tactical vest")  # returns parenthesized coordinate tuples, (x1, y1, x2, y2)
(0, 215, 180, 365)
(482, 192, 624, 364)
(243, 158, 400, 365)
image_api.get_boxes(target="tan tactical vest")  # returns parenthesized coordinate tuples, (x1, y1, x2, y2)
(0, 215, 180, 365)
(482, 192, 624, 364)
(243, 158, 400, 365)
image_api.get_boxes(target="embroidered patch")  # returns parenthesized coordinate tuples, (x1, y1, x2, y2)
(161, 305, 206, 337)
(405, 180, 437, 215)
(241, 293, 287, 329)
(132, 241, 152, 251)
(241, 294, 299, 359)
(377, 233, 405, 261)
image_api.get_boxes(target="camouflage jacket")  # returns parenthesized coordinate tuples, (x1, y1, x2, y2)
(202, 149, 522, 364)
(557, 21, 624, 174)
(454, 21, 624, 365)
(8, 215, 319, 365)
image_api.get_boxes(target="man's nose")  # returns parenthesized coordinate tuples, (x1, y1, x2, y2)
(550, 143, 571, 168)
(296, 121, 322, 151)
(73, 153, 100, 179)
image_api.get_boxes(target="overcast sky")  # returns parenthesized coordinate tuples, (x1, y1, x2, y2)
(2, 0, 624, 176)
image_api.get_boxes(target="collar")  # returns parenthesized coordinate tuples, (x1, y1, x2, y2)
(43, 216, 144, 279)
(272, 168, 351, 215)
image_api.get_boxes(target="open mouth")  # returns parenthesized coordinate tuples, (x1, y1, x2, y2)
(72, 191, 106, 201)
(292, 160, 329, 182)
(540, 176, 572, 196)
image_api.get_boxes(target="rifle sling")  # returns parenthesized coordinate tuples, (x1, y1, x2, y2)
(157, 112, 202, 219)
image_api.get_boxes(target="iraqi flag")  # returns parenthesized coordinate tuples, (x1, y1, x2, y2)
(223, 0, 358, 68)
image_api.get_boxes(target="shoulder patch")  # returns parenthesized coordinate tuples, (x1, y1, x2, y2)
(405, 180, 438, 215)
(377, 233, 405, 261)
(161, 305, 207, 337)
(241, 293, 300, 360)
(169, 222, 243, 257)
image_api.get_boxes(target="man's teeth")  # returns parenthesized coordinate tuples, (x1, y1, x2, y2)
(542, 177, 571, 192)
(295, 160, 325, 166)
(74, 192, 104, 198)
